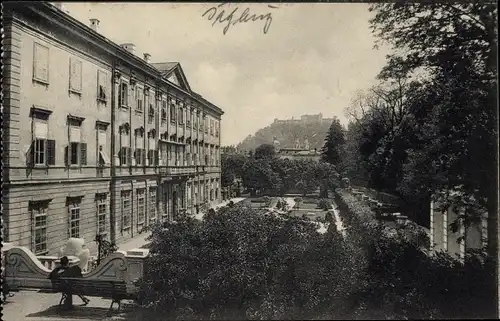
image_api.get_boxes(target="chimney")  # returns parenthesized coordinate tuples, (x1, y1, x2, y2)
(89, 18, 100, 32)
(143, 53, 151, 63)
(120, 43, 136, 55)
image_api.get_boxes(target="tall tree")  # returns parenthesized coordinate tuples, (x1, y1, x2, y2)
(320, 118, 346, 169)
(254, 144, 276, 160)
(369, 3, 498, 314)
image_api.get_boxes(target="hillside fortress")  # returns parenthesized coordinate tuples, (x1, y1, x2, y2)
(273, 113, 333, 125)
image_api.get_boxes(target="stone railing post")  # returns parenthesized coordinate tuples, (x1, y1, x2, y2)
(125, 248, 150, 293)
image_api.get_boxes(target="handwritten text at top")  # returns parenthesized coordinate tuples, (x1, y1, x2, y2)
(202, 3, 278, 35)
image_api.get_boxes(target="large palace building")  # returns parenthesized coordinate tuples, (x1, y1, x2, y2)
(2, 2, 223, 256)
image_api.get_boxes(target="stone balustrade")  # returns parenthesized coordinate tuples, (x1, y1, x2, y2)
(4, 246, 150, 295)
(36, 255, 98, 273)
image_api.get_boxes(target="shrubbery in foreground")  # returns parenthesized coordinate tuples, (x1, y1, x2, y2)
(137, 195, 495, 320)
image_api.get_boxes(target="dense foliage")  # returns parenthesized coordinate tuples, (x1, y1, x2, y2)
(138, 204, 362, 320)
(138, 192, 494, 320)
(223, 144, 339, 196)
(334, 189, 495, 320)
(343, 3, 497, 268)
(320, 118, 346, 171)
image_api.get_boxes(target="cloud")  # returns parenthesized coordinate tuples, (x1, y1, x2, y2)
(63, 2, 390, 145)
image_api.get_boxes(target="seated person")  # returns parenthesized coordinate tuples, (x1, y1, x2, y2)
(48, 256, 90, 306)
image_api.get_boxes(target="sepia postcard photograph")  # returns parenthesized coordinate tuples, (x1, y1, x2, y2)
(1, 1, 499, 320)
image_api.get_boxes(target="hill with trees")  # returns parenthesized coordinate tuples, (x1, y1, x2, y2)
(236, 116, 336, 152)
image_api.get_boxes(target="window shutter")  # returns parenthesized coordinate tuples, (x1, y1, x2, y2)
(118, 83, 123, 106)
(143, 149, 147, 165)
(47, 140, 56, 165)
(127, 84, 132, 107)
(119, 147, 125, 165)
(80, 143, 87, 165)
(27, 141, 35, 167)
(65, 146, 69, 167)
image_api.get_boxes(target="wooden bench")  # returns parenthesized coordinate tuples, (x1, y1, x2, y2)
(51, 277, 135, 313)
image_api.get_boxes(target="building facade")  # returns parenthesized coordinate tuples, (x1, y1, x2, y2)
(2, 2, 223, 256)
(273, 137, 321, 162)
(429, 194, 487, 261)
(273, 113, 334, 125)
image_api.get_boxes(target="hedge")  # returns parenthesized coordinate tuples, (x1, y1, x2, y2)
(333, 188, 495, 319)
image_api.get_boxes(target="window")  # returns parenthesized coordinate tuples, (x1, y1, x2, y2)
(69, 57, 82, 93)
(96, 194, 107, 235)
(205, 117, 208, 133)
(135, 127, 145, 166)
(120, 124, 131, 166)
(170, 103, 176, 123)
(66, 141, 87, 166)
(147, 130, 158, 166)
(119, 82, 128, 107)
(137, 189, 146, 225)
(161, 101, 167, 123)
(68, 199, 81, 238)
(120, 147, 130, 166)
(136, 87, 143, 112)
(66, 118, 86, 166)
(148, 104, 155, 124)
(215, 121, 219, 137)
(135, 148, 145, 165)
(122, 191, 132, 229)
(148, 149, 158, 166)
(210, 119, 214, 135)
(187, 109, 191, 127)
(34, 139, 55, 165)
(178, 106, 184, 124)
(29, 116, 56, 166)
(97, 70, 107, 102)
(30, 201, 48, 255)
(33, 43, 49, 84)
(97, 126, 110, 166)
(149, 187, 157, 223)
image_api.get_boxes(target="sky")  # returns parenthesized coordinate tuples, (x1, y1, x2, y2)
(62, 2, 390, 146)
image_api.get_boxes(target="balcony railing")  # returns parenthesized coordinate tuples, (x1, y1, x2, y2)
(205, 166, 221, 173)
